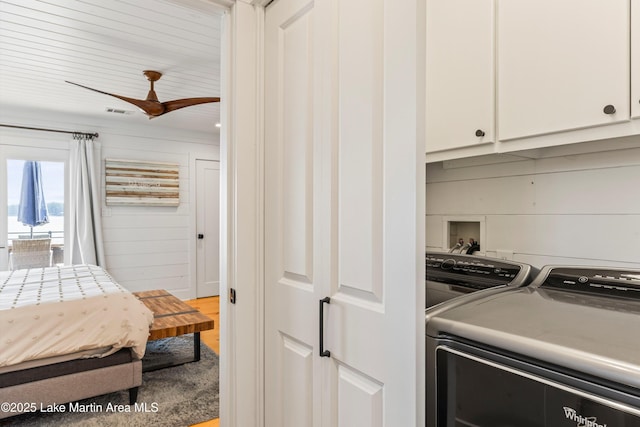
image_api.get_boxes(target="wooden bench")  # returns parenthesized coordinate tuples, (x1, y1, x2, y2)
(134, 290, 215, 371)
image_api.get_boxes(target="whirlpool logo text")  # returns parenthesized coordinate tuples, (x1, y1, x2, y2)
(563, 406, 607, 427)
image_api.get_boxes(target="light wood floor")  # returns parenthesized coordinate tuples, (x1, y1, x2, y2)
(185, 296, 220, 427)
(185, 296, 220, 354)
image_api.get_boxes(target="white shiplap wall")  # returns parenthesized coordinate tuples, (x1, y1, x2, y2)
(0, 108, 219, 299)
(101, 144, 195, 299)
(426, 136, 640, 269)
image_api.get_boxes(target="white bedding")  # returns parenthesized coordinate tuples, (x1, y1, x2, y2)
(0, 264, 154, 368)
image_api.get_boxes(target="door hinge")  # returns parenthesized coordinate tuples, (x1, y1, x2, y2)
(229, 288, 236, 304)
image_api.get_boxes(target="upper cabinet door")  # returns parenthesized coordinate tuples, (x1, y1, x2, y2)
(498, 0, 630, 141)
(632, 0, 640, 119)
(426, 0, 495, 153)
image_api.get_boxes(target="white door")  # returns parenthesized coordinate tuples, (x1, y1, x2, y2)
(265, 0, 422, 426)
(196, 159, 220, 297)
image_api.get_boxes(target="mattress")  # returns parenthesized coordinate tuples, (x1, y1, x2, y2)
(0, 347, 112, 375)
(0, 264, 154, 368)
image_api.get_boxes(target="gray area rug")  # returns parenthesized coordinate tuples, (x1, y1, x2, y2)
(4, 335, 219, 426)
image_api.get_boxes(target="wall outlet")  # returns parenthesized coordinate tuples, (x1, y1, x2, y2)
(496, 249, 514, 260)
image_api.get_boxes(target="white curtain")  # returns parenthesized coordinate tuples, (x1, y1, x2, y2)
(68, 135, 105, 266)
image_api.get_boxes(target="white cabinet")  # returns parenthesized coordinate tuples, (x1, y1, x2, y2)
(633, 0, 640, 119)
(425, 0, 494, 153)
(425, 0, 639, 163)
(498, 0, 630, 141)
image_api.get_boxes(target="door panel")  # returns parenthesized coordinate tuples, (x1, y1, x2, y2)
(331, 0, 389, 424)
(265, 0, 320, 425)
(282, 335, 314, 427)
(337, 0, 383, 300)
(281, 5, 314, 281)
(337, 366, 383, 427)
(196, 160, 220, 297)
(265, 0, 421, 425)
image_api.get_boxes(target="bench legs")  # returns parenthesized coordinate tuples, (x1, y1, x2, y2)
(143, 333, 203, 372)
(194, 332, 201, 362)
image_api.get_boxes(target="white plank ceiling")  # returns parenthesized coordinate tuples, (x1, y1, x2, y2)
(0, 0, 223, 134)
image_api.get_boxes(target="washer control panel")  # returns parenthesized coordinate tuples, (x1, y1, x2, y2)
(541, 267, 640, 300)
(426, 253, 524, 290)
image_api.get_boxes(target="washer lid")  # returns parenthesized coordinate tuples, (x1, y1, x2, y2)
(427, 285, 640, 389)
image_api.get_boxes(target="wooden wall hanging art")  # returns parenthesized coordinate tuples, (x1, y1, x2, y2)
(105, 159, 180, 206)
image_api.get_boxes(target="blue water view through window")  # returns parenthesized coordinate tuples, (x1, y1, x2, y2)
(7, 159, 65, 247)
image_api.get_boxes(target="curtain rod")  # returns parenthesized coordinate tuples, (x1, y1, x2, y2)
(0, 124, 99, 139)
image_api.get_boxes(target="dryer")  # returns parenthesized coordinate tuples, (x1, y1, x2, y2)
(426, 265, 640, 426)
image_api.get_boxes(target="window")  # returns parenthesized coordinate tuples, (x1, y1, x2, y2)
(4, 159, 65, 270)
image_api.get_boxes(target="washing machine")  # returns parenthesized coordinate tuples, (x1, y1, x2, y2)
(426, 265, 640, 426)
(425, 251, 537, 309)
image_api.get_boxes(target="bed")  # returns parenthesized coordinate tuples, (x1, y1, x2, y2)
(0, 264, 154, 419)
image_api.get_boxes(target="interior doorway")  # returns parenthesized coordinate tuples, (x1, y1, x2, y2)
(196, 159, 220, 298)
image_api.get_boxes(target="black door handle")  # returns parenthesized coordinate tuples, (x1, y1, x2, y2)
(319, 297, 331, 357)
(198, 234, 204, 239)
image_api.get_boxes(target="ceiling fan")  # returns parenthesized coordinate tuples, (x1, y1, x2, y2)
(65, 70, 220, 118)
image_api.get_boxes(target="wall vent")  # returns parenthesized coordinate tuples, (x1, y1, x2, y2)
(105, 107, 133, 115)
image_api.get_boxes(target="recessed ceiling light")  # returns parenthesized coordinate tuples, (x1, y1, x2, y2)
(215, 123, 221, 128)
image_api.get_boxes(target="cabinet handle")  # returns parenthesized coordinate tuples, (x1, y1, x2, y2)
(319, 297, 331, 357)
(603, 105, 616, 115)
(475, 129, 485, 137)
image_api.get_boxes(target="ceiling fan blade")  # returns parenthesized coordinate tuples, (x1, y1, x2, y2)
(65, 81, 164, 116)
(162, 97, 221, 114)
(67, 73, 220, 118)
